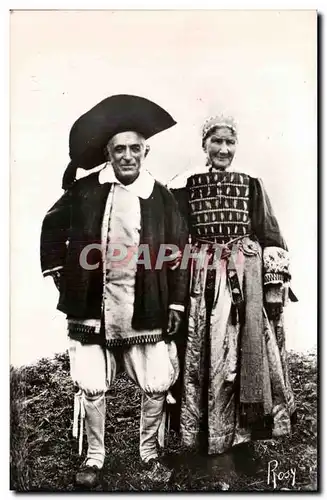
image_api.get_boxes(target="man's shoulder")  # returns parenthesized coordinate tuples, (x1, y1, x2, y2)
(69, 171, 104, 193)
(152, 179, 179, 204)
(153, 179, 171, 195)
(148, 181, 184, 217)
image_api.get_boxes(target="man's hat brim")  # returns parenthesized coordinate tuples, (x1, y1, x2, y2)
(69, 94, 176, 170)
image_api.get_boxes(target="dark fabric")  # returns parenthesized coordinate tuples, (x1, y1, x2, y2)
(62, 161, 80, 192)
(132, 182, 189, 330)
(173, 176, 288, 250)
(249, 177, 287, 250)
(40, 172, 188, 330)
(68, 329, 105, 347)
(63, 94, 176, 189)
(186, 171, 251, 243)
(239, 245, 264, 419)
(40, 188, 73, 274)
(171, 187, 190, 234)
(169, 172, 293, 435)
(249, 177, 298, 302)
(67, 326, 164, 348)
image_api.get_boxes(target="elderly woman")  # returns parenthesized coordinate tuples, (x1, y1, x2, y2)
(169, 115, 297, 458)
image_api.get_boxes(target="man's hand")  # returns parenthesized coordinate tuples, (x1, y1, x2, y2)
(164, 309, 183, 343)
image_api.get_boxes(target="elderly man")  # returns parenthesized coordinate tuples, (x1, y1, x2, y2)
(40, 95, 188, 488)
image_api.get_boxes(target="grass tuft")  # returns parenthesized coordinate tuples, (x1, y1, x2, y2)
(10, 349, 317, 491)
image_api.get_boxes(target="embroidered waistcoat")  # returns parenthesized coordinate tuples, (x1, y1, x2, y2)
(187, 171, 251, 244)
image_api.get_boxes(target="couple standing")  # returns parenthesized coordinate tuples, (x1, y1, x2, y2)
(40, 94, 297, 488)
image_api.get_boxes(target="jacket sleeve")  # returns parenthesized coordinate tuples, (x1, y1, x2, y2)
(250, 177, 297, 303)
(164, 188, 189, 309)
(250, 177, 287, 250)
(40, 189, 72, 277)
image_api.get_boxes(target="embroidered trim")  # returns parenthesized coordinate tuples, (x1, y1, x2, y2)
(228, 270, 244, 305)
(68, 318, 101, 333)
(192, 207, 249, 215)
(264, 273, 289, 285)
(68, 325, 163, 348)
(194, 225, 249, 241)
(68, 330, 105, 346)
(263, 247, 290, 276)
(106, 333, 163, 348)
(189, 182, 249, 189)
(68, 324, 98, 335)
(195, 220, 249, 226)
(188, 172, 251, 242)
(187, 172, 249, 188)
(190, 194, 250, 202)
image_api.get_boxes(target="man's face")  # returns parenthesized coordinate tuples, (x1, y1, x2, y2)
(205, 127, 237, 171)
(106, 131, 149, 185)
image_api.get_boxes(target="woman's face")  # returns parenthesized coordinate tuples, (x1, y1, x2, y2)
(204, 127, 237, 170)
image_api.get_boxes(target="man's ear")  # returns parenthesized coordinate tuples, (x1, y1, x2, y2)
(104, 144, 111, 163)
(144, 144, 150, 157)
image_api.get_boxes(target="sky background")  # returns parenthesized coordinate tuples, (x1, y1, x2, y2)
(10, 10, 317, 366)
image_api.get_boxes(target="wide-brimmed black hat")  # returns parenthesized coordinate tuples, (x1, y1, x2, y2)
(62, 94, 176, 189)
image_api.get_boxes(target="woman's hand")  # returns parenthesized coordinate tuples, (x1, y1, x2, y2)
(265, 283, 284, 321)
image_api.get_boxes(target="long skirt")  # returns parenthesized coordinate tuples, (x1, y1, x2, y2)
(180, 237, 296, 455)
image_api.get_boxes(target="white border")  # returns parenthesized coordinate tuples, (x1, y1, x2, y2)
(3, 1, 323, 498)
(3, 0, 324, 9)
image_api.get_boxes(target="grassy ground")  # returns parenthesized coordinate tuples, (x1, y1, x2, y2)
(10, 349, 317, 492)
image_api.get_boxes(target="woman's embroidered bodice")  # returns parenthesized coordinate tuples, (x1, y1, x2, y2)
(187, 171, 251, 244)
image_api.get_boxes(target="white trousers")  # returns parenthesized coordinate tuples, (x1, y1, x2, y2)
(69, 340, 179, 465)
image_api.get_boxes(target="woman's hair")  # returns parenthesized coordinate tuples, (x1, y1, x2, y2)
(202, 125, 237, 150)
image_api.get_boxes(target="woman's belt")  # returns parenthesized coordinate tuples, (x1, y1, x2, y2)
(193, 234, 252, 305)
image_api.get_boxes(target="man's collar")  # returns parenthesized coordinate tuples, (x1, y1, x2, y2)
(98, 164, 155, 199)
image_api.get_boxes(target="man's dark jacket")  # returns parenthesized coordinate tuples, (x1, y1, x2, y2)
(40, 172, 188, 331)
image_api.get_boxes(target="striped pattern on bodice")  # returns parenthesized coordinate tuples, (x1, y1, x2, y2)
(187, 171, 251, 244)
